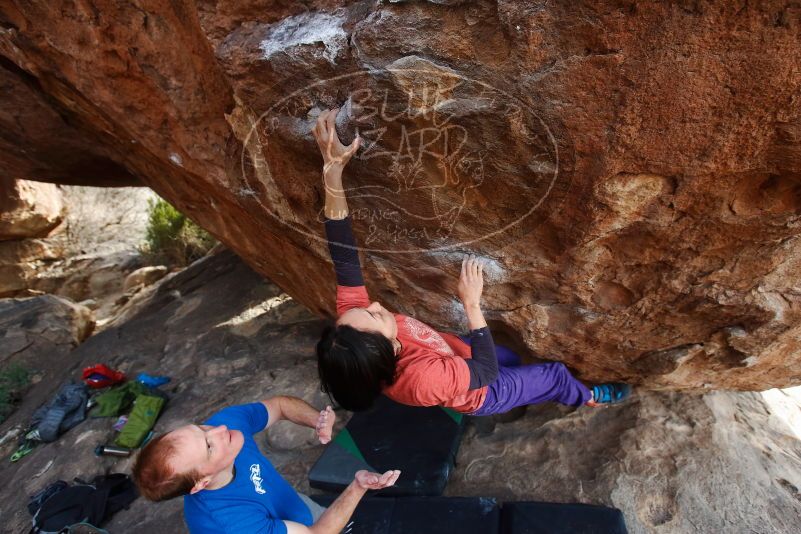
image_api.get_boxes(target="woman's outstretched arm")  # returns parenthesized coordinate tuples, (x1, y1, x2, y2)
(313, 108, 368, 296)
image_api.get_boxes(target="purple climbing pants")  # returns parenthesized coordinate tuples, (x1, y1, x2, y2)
(461, 338, 592, 416)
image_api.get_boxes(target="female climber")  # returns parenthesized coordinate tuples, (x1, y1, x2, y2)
(312, 107, 631, 414)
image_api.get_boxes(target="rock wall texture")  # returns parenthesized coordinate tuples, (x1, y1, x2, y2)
(0, 183, 157, 323)
(29, 185, 159, 322)
(449, 389, 801, 534)
(0, 177, 65, 296)
(0, 176, 63, 240)
(0, 238, 61, 296)
(0, 294, 94, 367)
(1, 252, 799, 534)
(1, 1, 801, 390)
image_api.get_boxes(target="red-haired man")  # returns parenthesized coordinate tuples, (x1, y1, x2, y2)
(133, 396, 399, 533)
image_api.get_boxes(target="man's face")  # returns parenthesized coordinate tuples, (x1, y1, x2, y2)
(167, 423, 245, 486)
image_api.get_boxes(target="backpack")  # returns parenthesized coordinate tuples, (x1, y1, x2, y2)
(30, 474, 138, 534)
(28, 480, 69, 516)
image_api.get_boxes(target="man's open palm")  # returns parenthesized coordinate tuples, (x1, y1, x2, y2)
(355, 469, 401, 490)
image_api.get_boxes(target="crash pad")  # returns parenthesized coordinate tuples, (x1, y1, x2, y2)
(499, 501, 628, 534)
(310, 496, 499, 534)
(309, 395, 465, 496)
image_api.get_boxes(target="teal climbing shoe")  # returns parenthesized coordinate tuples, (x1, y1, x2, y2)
(591, 383, 632, 405)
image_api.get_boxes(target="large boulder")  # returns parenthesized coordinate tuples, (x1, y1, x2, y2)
(0, 294, 94, 366)
(0, 239, 59, 266)
(0, 177, 64, 240)
(123, 265, 169, 293)
(32, 251, 144, 318)
(0, 1, 800, 390)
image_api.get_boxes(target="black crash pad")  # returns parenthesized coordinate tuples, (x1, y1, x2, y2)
(500, 502, 628, 534)
(310, 495, 500, 534)
(309, 395, 465, 496)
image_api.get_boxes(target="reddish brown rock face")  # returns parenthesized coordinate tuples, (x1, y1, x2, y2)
(1, 1, 800, 390)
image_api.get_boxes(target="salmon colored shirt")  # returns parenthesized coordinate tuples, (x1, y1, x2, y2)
(337, 285, 488, 413)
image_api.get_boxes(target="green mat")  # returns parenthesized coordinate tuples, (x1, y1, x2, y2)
(115, 394, 164, 449)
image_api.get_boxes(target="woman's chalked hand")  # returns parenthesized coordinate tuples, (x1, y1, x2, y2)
(315, 405, 336, 445)
(458, 254, 485, 309)
(312, 108, 360, 176)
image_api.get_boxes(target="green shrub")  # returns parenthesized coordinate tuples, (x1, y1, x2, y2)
(0, 364, 30, 425)
(143, 198, 217, 267)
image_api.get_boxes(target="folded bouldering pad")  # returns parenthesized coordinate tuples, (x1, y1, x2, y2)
(310, 496, 499, 534)
(500, 502, 628, 534)
(309, 395, 465, 496)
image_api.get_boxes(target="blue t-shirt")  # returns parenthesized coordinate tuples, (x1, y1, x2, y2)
(183, 403, 313, 534)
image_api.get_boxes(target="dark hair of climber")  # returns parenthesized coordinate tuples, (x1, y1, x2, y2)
(317, 325, 396, 411)
(313, 107, 632, 414)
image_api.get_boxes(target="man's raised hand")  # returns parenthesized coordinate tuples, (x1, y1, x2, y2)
(312, 108, 360, 175)
(354, 469, 401, 490)
(315, 405, 335, 445)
